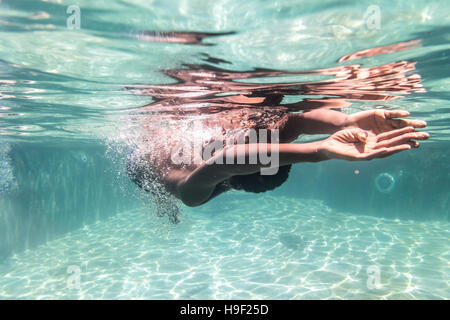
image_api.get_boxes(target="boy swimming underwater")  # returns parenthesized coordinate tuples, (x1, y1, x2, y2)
(125, 34, 428, 222)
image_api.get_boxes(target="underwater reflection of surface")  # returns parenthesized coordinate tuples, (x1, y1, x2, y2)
(124, 38, 425, 130)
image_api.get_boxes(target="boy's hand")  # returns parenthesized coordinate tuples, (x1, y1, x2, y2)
(319, 127, 429, 161)
(345, 109, 427, 135)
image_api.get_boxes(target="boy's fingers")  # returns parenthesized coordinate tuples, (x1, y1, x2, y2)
(410, 140, 420, 148)
(376, 131, 429, 149)
(376, 126, 415, 142)
(389, 118, 427, 129)
(381, 144, 413, 157)
(368, 144, 412, 159)
(355, 130, 368, 143)
(358, 142, 416, 161)
(362, 148, 389, 160)
(385, 110, 410, 119)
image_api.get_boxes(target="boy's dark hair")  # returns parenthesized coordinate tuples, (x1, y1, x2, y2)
(228, 165, 291, 193)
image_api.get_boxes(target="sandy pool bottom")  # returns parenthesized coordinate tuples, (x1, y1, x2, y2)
(0, 195, 448, 299)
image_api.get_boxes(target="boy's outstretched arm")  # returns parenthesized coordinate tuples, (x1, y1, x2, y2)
(278, 108, 427, 141)
(171, 125, 428, 207)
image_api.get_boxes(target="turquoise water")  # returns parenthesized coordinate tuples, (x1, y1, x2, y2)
(0, 0, 449, 299)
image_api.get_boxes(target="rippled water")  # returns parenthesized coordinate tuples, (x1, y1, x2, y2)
(1, 196, 448, 299)
(0, 0, 449, 299)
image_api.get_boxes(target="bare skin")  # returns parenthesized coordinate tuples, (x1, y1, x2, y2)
(125, 37, 428, 210)
(157, 108, 429, 207)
